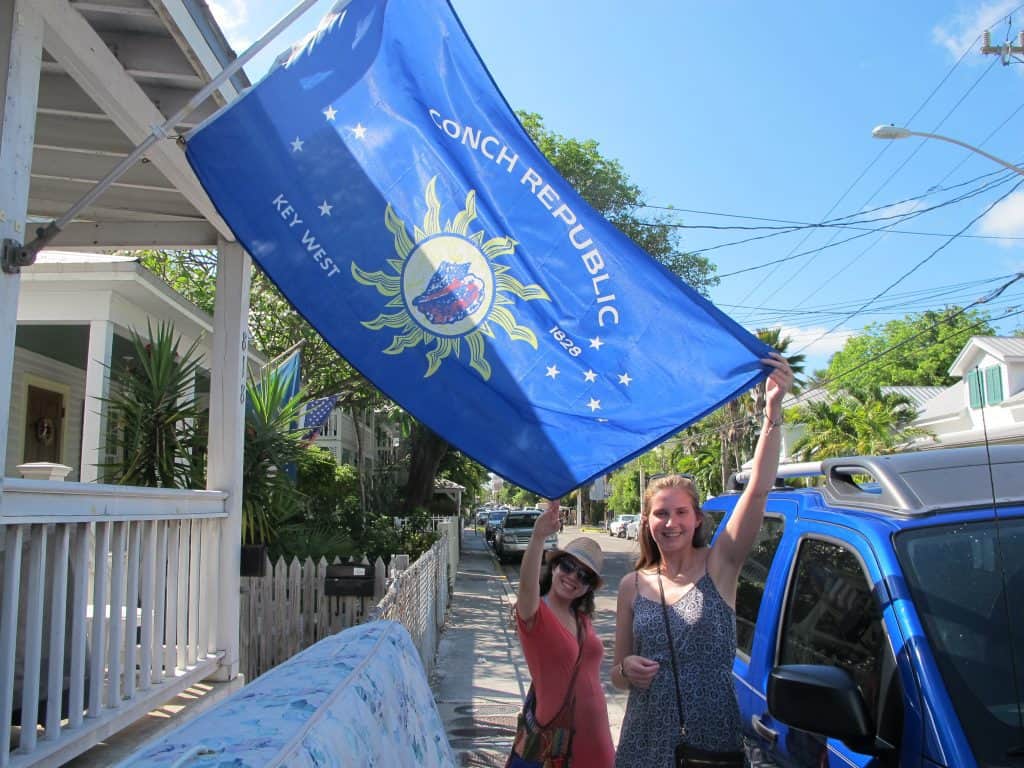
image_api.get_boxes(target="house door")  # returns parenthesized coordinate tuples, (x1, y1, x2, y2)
(23, 385, 64, 463)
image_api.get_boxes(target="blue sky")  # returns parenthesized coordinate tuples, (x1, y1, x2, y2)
(208, 0, 1024, 374)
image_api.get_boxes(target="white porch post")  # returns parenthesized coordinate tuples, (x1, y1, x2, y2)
(0, 1, 42, 498)
(80, 319, 113, 483)
(206, 237, 250, 681)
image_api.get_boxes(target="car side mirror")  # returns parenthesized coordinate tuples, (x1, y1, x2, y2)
(768, 665, 880, 755)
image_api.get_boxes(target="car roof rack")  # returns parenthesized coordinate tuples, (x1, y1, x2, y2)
(728, 445, 1024, 516)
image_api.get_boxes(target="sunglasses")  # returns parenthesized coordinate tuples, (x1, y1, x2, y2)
(555, 558, 596, 586)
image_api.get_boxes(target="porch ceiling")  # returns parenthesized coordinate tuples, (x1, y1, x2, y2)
(29, 0, 250, 251)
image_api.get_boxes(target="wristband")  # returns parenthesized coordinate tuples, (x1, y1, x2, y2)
(764, 414, 783, 428)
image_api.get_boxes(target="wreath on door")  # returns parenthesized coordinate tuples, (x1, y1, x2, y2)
(35, 417, 55, 446)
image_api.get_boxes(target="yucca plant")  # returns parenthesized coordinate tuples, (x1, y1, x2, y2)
(242, 368, 308, 546)
(102, 322, 203, 488)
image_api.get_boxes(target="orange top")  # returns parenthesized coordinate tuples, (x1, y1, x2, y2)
(517, 599, 614, 768)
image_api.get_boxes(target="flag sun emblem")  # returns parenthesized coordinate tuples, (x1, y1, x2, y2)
(352, 177, 550, 380)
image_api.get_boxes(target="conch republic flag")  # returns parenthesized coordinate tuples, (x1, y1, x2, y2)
(185, 0, 773, 498)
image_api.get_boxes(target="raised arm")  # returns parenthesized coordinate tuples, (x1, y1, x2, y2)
(710, 353, 793, 580)
(515, 499, 560, 623)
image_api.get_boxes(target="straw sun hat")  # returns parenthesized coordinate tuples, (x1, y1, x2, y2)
(545, 537, 605, 589)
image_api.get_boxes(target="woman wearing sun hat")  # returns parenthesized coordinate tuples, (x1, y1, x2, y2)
(510, 498, 614, 767)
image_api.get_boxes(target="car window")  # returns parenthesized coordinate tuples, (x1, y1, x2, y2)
(735, 516, 785, 656)
(778, 538, 885, 723)
(503, 514, 538, 528)
(895, 518, 1024, 767)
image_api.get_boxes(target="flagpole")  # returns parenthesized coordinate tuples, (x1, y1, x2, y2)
(4, 0, 351, 272)
(262, 338, 306, 374)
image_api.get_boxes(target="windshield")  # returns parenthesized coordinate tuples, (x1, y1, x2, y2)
(504, 514, 538, 529)
(488, 511, 505, 522)
(895, 516, 1024, 766)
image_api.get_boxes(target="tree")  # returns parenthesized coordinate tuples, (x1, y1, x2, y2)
(517, 112, 719, 296)
(607, 466, 641, 516)
(790, 386, 931, 461)
(102, 322, 204, 488)
(824, 307, 994, 391)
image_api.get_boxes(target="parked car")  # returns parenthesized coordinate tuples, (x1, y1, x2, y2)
(475, 509, 489, 527)
(608, 514, 638, 538)
(624, 518, 640, 540)
(484, 508, 508, 543)
(703, 445, 1024, 768)
(494, 510, 558, 563)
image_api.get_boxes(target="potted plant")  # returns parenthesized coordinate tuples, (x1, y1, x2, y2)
(101, 322, 203, 488)
(241, 366, 308, 576)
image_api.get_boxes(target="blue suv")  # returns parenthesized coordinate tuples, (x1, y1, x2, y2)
(703, 445, 1024, 768)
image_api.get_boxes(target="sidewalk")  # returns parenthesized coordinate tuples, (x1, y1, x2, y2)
(432, 526, 628, 767)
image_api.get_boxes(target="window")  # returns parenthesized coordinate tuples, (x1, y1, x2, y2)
(735, 517, 785, 655)
(967, 369, 985, 409)
(896, 519, 1024, 767)
(778, 539, 885, 722)
(985, 365, 1004, 405)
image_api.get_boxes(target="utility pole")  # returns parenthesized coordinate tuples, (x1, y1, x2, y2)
(981, 29, 1024, 65)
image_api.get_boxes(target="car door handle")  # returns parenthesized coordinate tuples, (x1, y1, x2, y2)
(751, 714, 778, 745)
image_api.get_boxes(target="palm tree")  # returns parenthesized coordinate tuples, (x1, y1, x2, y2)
(102, 322, 203, 488)
(719, 328, 807, 486)
(790, 386, 932, 461)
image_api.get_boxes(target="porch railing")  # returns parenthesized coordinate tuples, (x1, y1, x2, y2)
(0, 479, 228, 768)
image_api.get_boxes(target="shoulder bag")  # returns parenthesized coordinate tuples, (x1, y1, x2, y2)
(657, 569, 746, 768)
(506, 612, 585, 768)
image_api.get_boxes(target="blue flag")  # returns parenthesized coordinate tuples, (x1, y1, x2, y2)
(185, 0, 772, 497)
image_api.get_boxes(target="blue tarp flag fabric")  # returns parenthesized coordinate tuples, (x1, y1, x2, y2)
(185, 0, 772, 497)
(303, 393, 341, 440)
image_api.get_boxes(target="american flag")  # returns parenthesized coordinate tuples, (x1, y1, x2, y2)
(302, 394, 340, 441)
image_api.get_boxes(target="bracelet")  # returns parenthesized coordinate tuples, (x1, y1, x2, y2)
(764, 414, 784, 428)
(614, 662, 630, 686)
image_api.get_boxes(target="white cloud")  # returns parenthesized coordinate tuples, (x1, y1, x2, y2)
(209, 0, 250, 46)
(978, 190, 1024, 245)
(933, 0, 1020, 60)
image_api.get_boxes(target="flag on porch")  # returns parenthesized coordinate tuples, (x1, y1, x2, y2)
(302, 393, 341, 441)
(184, 0, 772, 498)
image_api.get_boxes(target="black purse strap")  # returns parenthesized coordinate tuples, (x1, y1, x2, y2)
(534, 612, 586, 728)
(657, 569, 687, 740)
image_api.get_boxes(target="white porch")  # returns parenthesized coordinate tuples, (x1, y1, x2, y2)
(1, 1, 256, 765)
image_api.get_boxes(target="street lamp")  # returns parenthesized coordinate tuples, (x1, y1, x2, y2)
(871, 124, 1024, 178)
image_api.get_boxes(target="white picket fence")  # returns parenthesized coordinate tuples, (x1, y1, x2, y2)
(239, 517, 460, 682)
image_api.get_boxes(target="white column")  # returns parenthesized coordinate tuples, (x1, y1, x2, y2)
(79, 319, 113, 483)
(0, 1, 43, 497)
(206, 237, 250, 681)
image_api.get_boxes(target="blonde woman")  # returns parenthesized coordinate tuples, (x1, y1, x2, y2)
(612, 353, 793, 767)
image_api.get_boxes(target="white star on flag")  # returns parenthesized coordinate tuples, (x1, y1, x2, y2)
(319, 201, 333, 216)
(587, 398, 601, 412)
(352, 123, 367, 139)
(323, 105, 337, 121)
(583, 369, 597, 383)
(589, 336, 604, 350)
(546, 364, 560, 379)
(618, 373, 633, 386)
(290, 137, 304, 152)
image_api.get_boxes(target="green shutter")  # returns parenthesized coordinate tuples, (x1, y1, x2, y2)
(986, 366, 1004, 405)
(968, 370, 984, 409)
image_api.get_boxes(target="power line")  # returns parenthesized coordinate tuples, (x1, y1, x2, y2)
(793, 178, 1024, 355)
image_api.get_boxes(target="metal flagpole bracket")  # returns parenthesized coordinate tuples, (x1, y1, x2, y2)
(1, 222, 58, 273)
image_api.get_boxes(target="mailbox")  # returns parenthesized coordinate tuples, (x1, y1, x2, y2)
(324, 563, 375, 597)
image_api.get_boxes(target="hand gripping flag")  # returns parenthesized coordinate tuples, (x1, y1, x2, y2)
(185, 0, 772, 498)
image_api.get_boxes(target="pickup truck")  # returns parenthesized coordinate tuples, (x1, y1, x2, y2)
(704, 445, 1024, 768)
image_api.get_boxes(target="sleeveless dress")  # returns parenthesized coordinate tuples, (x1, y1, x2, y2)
(517, 599, 615, 768)
(614, 572, 743, 768)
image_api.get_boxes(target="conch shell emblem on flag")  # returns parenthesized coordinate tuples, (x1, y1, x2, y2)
(352, 176, 551, 380)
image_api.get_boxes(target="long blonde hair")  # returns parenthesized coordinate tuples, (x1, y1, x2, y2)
(635, 474, 709, 571)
